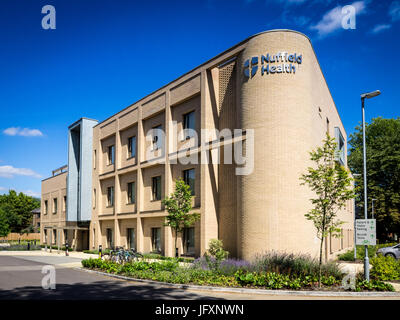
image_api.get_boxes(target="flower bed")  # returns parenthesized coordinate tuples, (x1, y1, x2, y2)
(81, 252, 394, 292)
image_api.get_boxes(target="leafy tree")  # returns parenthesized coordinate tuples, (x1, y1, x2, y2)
(0, 207, 10, 237)
(162, 179, 200, 257)
(300, 133, 355, 287)
(204, 238, 229, 270)
(0, 190, 40, 233)
(348, 117, 400, 241)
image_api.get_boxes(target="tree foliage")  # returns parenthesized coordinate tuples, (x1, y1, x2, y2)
(300, 133, 355, 286)
(348, 117, 400, 241)
(0, 190, 40, 234)
(162, 179, 200, 256)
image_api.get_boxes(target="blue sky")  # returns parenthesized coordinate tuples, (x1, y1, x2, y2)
(0, 0, 399, 198)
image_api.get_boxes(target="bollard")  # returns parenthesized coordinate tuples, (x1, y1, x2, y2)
(99, 245, 102, 259)
(65, 243, 69, 256)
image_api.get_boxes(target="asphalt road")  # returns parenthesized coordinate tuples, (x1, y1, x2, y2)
(1, 254, 399, 301)
(0, 255, 224, 300)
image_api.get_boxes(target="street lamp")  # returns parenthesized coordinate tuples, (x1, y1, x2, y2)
(361, 89, 381, 282)
(353, 173, 362, 261)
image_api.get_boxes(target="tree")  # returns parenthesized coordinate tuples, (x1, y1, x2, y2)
(300, 133, 355, 287)
(0, 190, 40, 233)
(162, 179, 200, 257)
(0, 207, 10, 237)
(348, 117, 400, 241)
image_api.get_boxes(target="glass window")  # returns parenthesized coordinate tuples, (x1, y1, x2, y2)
(183, 169, 195, 195)
(128, 136, 136, 158)
(151, 227, 161, 253)
(106, 228, 114, 249)
(183, 111, 195, 139)
(152, 176, 161, 201)
(127, 228, 136, 251)
(334, 127, 345, 165)
(63, 196, 67, 212)
(152, 125, 162, 151)
(93, 189, 96, 209)
(108, 145, 115, 165)
(107, 186, 114, 207)
(44, 200, 48, 215)
(53, 198, 57, 214)
(127, 182, 135, 204)
(183, 227, 195, 255)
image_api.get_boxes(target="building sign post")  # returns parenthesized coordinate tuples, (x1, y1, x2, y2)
(355, 219, 376, 246)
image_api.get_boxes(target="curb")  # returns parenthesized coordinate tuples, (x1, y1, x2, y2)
(75, 267, 400, 297)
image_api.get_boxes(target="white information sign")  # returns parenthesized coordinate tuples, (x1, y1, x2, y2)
(356, 219, 376, 245)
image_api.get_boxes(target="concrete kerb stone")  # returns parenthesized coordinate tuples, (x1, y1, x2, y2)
(75, 267, 400, 298)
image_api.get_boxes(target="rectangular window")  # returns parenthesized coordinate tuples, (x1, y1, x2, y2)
(151, 227, 161, 253)
(128, 136, 136, 158)
(93, 189, 96, 209)
(334, 127, 346, 166)
(183, 111, 195, 139)
(108, 145, 115, 165)
(63, 196, 67, 212)
(107, 186, 114, 207)
(183, 169, 195, 196)
(127, 182, 135, 204)
(53, 198, 57, 214)
(106, 228, 114, 249)
(53, 230, 57, 244)
(94, 150, 97, 169)
(44, 200, 48, 215)
(127, 228, 136, 251)
(183, 227, 195, 255)
(152, 176, 161, 201)
(152, 125, 162, 151)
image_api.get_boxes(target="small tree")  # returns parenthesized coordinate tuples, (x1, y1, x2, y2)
(162, 179, 200, 257)
(300, 133, 355, 287)
(204, 238, 229, 270)
(0, 207, 10, 238)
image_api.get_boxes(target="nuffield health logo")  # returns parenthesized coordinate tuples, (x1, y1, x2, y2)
(244, 52, 302, 78)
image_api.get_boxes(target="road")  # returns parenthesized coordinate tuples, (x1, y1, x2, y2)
(0, 253, 399, 300)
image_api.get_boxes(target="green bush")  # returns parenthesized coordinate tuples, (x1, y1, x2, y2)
(338, 243, 398, 261)
(252, 251, 343, 280)
(370, 255, 400, 281)
(356, 279, 395, 292)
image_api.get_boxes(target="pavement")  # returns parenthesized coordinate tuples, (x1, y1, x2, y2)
(0, 250, 399, 300)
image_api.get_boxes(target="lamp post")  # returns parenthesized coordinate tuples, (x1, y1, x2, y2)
(361, 89, 381, 282)
(353, 173, 362, 261)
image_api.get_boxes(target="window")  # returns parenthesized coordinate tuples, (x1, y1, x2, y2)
(152, 125, 162, 151)
(93, 189, 96, 209)
(127, 228, 136, 251)
(63, 196, 67, 212)
(151, 227, 161, 253)
(53, 230, 57, 244)
(127, 182, 136, 204)
(53, 198, 58, 214)
(326, 118, 330, 134)
(106, 228, 114, 249)
(107, 186, 114, 207)
(183, 169, 195, 195)
(94, 150, 97, 169)
(44, 200, 48, 215)
(128, 136, 136, 158)
(183, 111, 195, 140)
(108, 145, 115, 165)
(183, 227, 195, 255)
(334, 127, 345, 166)
(152, 176, 161, 201)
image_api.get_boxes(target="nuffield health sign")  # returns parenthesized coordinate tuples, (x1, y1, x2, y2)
(244, 52, 302, 78)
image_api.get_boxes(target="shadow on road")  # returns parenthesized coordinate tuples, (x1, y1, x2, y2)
(0, 280, 225, 300)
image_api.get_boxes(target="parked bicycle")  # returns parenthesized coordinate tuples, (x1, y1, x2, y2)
(101, 247, 143, 264)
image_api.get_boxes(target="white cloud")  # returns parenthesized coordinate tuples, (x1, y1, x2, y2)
(0, 187, 6, 191)
(370, 24, 391, 34)
(22, 190, 41, 198)
(0, 165, 42, 179)
(3, 127, 43, 137)
(310, 1, 367, 37)
(389, 1, 400, 21)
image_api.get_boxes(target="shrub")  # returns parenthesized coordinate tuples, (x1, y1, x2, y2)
(252, 251, 343, 280)
(370, 255, 400, 281)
